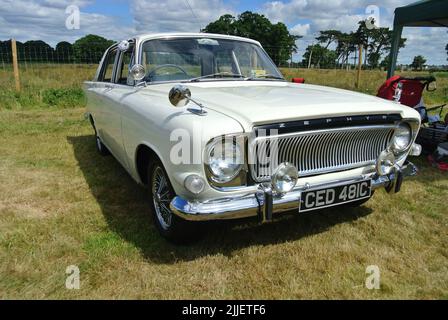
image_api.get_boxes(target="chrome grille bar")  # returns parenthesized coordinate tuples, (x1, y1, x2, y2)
(249, 125, 395, 182)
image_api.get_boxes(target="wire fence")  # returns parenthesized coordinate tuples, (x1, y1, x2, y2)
(0, 41, 107, 65)
(1, 40, 445, 98)
(0, 40, 366, 71)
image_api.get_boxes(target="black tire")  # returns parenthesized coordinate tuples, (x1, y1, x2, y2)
(95, 134, 110, 156)
(148, 160, 201, 243)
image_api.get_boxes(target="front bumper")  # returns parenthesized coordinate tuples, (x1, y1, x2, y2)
(170, 161, 418, 222)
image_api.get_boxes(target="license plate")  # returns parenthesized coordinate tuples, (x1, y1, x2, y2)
(299, 180, 372, 212)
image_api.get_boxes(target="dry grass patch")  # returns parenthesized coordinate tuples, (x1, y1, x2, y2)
(280, 68, 448, 106)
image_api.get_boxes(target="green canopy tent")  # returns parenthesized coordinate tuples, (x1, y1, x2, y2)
(387, 0, 448, 78)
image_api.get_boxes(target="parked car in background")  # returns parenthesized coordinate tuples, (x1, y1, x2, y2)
(85, 33, 422, 242)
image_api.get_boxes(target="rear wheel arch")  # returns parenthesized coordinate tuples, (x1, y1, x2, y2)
(89, 114, 110, 156)
(88, 114, 96, 132)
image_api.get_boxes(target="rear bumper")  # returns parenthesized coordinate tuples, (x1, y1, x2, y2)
(170, 161, 417, 222)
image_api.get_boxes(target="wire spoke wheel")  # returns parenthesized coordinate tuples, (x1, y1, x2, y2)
(151, 166, 173, 230)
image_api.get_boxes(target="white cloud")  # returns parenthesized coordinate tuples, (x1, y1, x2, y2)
(262, 0, 447, 64)
(262, 0, 307, 23)
(399, 28, 448, 65)
(263, 0, 413, 25)
(312, 14, 363, 33)
(290, 23, 309, 36)
(130, 0, 233, 33)
(0, 0, 234, 46)
(0, 0, 133, 46)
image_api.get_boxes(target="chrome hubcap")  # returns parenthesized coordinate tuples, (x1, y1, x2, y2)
(151, 166, 173, 230)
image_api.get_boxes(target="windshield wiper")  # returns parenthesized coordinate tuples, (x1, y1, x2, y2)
(246, 74, 284, 81)
(187, 72, 245, 82)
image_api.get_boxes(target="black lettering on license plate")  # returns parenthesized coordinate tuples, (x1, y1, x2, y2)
(300, 180, 372, 212)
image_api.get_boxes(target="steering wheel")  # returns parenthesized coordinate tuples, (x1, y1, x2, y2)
(147, 64, 189, 80)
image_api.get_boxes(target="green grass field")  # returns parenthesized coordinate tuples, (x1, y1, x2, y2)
(0, 65, 447, 299)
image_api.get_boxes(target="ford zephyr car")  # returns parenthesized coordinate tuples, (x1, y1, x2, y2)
(85, 33, 422, 242)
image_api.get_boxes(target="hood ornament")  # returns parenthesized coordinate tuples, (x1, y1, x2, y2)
(168, 85, 207, 116)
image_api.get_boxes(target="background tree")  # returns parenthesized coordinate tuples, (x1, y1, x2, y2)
(335, 32, 357, 69)
(314, 31, 357, 69)
(0, 40, 23, 63)
(316, 30, 342, 49)
(367, 27, 405, 68)
(302, 44, 337, 69)
(202, 14, 237, 35)
(203, 11, 300, 65)
(355, 20, 406, 69)
(22, 40, 54, 62)
(316, 30, 342, 66)
(73, 34, 115, 64)
(55, 41, 74, 63)
(411, 55, 427, 71)
(380, 55, 390, 69)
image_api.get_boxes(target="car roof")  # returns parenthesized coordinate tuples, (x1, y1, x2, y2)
(127, 33, 262, 47)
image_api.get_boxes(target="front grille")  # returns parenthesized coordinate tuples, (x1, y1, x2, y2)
(249, 125, 395, 182)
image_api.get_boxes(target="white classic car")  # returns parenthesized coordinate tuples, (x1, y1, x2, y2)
(85, 33, 422, 242)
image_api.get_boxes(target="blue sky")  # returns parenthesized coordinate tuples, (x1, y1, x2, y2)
(0, 0, 446, 65)
(82, 0, 133, 24)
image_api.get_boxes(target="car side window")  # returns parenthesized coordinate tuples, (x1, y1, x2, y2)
(99, 48, 118, 82)
(116, 44, 135, 85)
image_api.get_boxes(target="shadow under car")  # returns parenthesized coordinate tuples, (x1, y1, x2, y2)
(68, 134, 374, 264)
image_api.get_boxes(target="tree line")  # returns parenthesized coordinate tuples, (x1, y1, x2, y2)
(0, 34, 114, 64)
(204, 12, 446, 70)
(204, 12, 409, 69)
(302, 21, 407, 69)
(202, 11, 300, 66)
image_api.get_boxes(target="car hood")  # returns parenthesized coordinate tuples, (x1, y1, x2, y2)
(146, 81, 420, 132)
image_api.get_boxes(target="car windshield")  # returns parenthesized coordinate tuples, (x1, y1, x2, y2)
(140, 37, 283, 83)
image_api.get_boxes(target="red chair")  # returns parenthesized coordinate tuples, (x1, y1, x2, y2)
(377, 75, 435, 107)
(377, 75, 447, 155)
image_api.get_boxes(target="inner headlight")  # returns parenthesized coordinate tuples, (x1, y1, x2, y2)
(272, 162, 299, 194)
(392, 122, 412, 153)
(376, 150, 396, 176)
(207, 139, 243, 183)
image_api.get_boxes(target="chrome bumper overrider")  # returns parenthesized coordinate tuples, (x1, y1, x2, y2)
(170, 161, 418, 222)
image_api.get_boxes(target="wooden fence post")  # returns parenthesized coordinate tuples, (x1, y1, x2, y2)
(11, 38, 21, 92)
(356, 45, 362, 89)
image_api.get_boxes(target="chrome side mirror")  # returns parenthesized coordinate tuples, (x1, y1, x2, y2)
(118, 40, 130, 52)
(169, 85, 192, 107)
(130, 64, 146, 82)
(168, 85, 207, 115)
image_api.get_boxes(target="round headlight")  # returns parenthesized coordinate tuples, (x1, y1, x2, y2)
(207, 139, 243, 183)
(272, 162, 299, 194)
(376, 150, 396, 176)
(392, 123, 412, 153)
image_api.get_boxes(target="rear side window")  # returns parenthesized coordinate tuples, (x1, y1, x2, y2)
(99, 48, 118, 82)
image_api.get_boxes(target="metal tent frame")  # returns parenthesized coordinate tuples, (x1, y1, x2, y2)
(387, 0, 448, 78)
